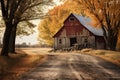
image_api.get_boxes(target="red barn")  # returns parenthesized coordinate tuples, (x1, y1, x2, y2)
(53, 13, 106, 50)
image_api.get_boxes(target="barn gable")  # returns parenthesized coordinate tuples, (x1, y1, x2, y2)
(53, 13, 83, 38)
(53, 13, 104, 38)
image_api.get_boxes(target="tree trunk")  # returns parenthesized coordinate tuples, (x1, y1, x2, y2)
(9, 26, 17, 53)
(109, 34, 118, 50)
(1, 25, 12, 56)
(101, 26, 108, 49)
(107, 29, 118, 50)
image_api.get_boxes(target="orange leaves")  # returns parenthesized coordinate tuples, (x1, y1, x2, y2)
(38, 0, 83, 45)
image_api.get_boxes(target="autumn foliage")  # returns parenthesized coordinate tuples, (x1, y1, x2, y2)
(38, 0, 82, 46)
(38, 0, 120, 50)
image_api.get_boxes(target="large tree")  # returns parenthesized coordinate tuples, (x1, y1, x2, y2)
(9, 21, 36, 53)
(0, 0, 53, 56)
(79, 0, 120, 50)
(0, 17, 36, 53)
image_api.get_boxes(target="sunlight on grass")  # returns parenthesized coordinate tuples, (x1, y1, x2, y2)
(0, 49, 46, 80)
(80, 48, 120, 66)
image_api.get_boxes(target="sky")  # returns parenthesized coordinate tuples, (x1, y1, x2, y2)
(15, 20, 40, 45)
(15, 0, 64, 45)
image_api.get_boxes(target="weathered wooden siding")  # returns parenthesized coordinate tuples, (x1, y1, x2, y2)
(96, 36, 106, 49)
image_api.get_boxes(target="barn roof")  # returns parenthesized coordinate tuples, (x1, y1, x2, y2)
(53, 13, 104, 38)
(72, 13, 104, 36)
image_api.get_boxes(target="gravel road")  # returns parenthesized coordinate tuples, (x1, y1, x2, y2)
(20, 51, 120, 80)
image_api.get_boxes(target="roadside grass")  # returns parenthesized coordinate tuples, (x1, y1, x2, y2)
(80, 48, 120, 66)
(0, 49, 45, 80)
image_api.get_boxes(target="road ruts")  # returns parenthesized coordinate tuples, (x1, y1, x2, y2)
(20, 54, 80, 80)
(19, 52, 120, 80)
(71, 54, 120, 80)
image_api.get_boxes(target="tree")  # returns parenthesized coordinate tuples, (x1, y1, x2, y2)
(0, 17, 36, 53)
(79, 0, 120, 50)
(0, 0, 53, 56)
(38, 0, 82, 46)
(9, 21, 36, 53)
(39, 19, 54, 45)
(16, 21, 35, 36)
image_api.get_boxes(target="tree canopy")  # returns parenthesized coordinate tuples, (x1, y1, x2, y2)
(38, 0, 82, 45)
(0, 0, 54, 56)
(79, 0, 120, 50)
(38, 0, 120, 50)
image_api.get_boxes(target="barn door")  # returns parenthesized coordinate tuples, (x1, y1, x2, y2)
(70, 37, 77, 47)
(81, 36, 89, 48)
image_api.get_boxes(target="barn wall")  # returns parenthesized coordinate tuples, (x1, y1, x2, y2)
(54, 37, 71, 49)
(65, 37, 70, 48)
(62, 37, 66, 48)
(96, 42, 105, 49)
(54, 38, 58, 49)
(95, 36, 106, 49)
(54, 28, 97, 49)
(54, 29, 70, 49)
(89, 36, 95, 48)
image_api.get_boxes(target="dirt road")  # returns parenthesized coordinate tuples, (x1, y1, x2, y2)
(20, 49, 120, 80)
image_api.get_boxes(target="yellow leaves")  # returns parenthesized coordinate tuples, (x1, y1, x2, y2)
(37, 0, 89, 45)
(39, 0, 83, 45)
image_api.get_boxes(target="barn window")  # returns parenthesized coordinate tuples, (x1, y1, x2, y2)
(84, 38, 88, 43)
(69, 17, 75, 21)
(59, 39, 62, 44)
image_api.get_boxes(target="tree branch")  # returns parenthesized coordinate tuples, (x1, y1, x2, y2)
(0, 0, 7, 19)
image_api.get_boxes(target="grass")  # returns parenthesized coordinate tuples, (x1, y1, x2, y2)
(80, 48, 120, 66)
(0, 49, 46, 80)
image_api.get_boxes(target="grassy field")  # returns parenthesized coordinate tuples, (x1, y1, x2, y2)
(80, 48, 120, 66)
(0, 49, 46, 80)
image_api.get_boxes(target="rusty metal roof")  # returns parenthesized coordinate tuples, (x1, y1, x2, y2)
(73, 13, 104, 36)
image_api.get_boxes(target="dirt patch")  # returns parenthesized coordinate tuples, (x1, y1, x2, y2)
(0, 49, 46, 80)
